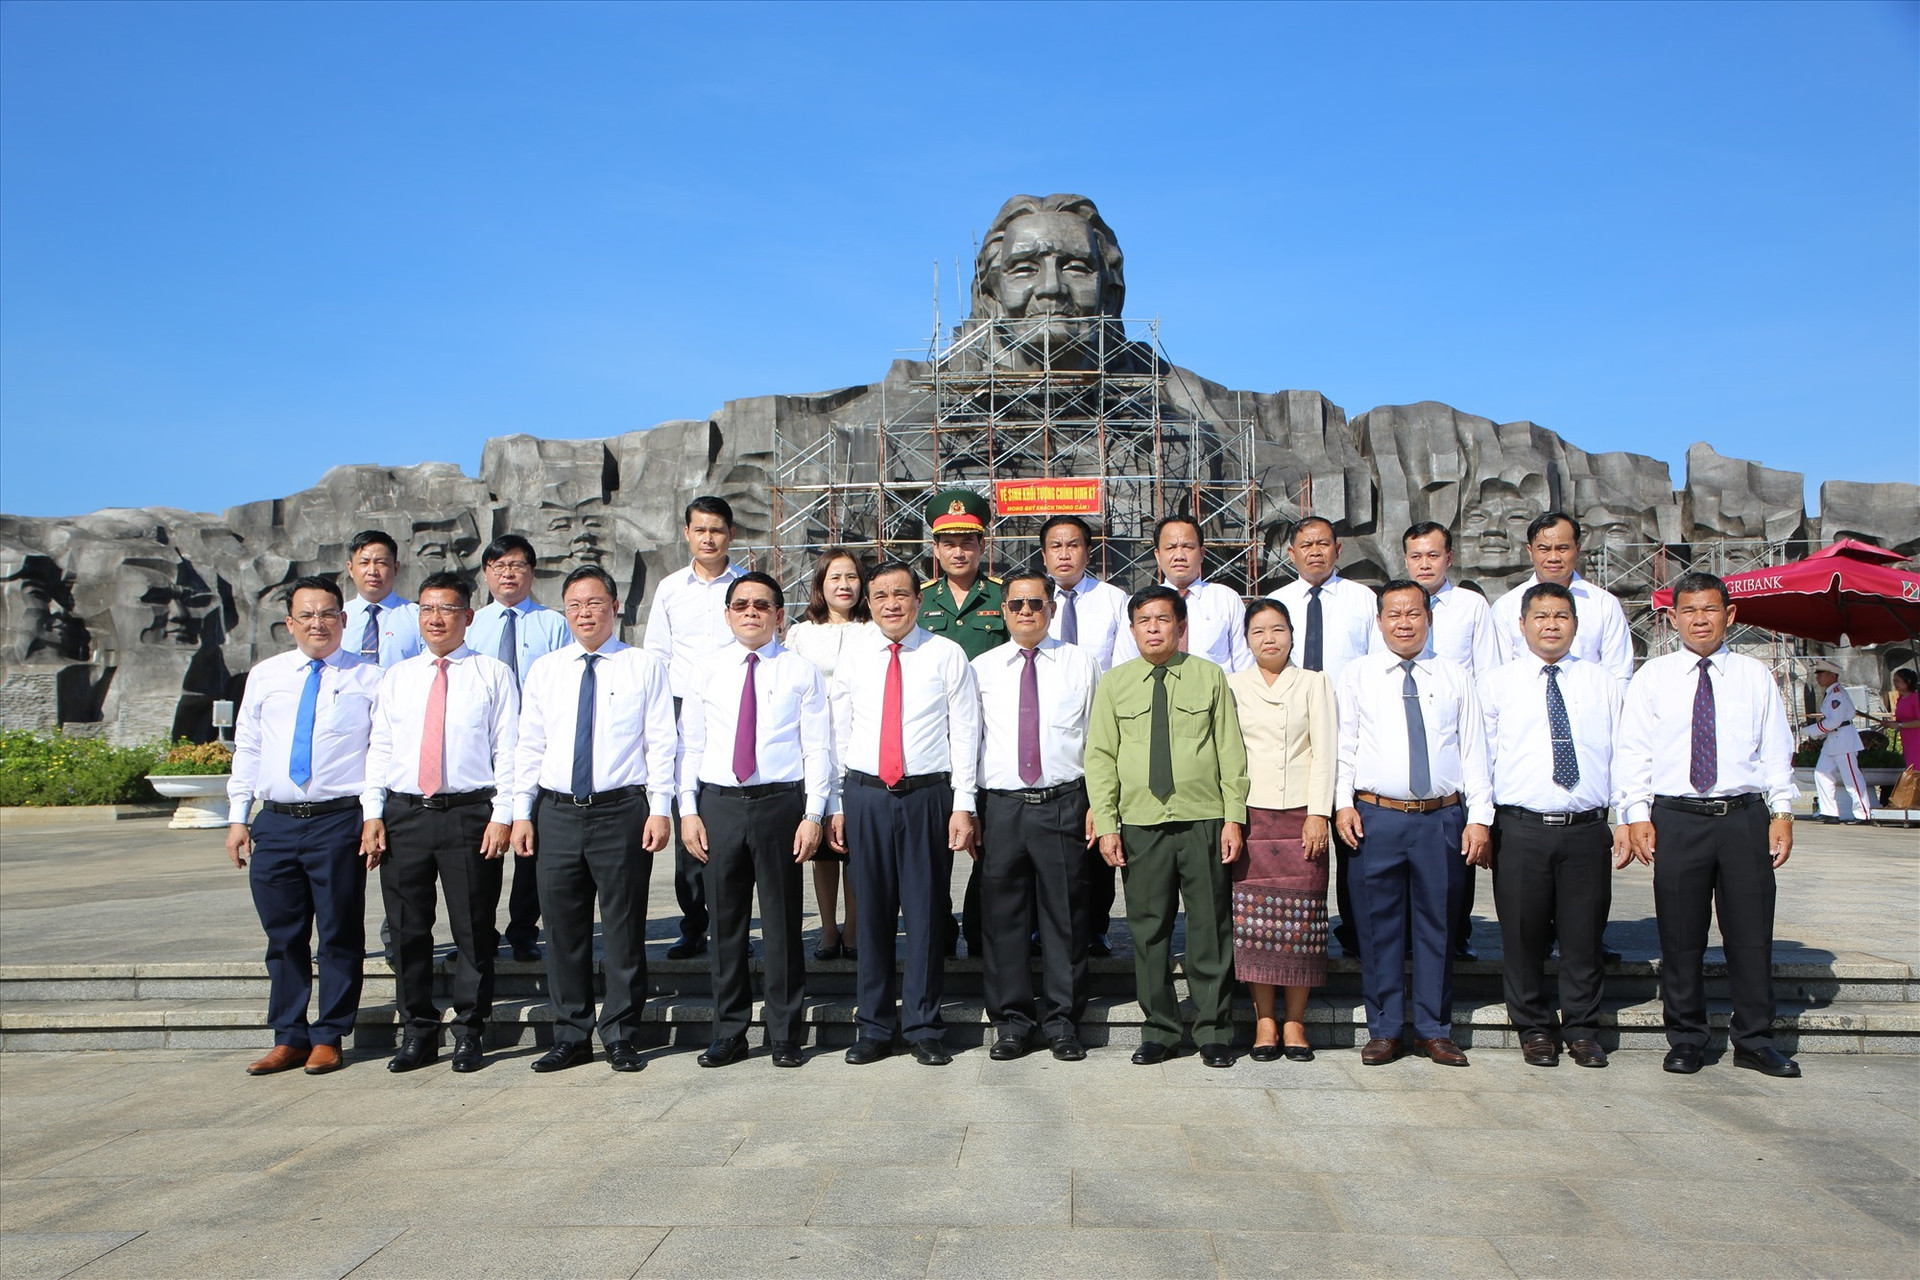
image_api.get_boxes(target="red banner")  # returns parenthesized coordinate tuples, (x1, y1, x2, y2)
(993, 477, 1103, 516)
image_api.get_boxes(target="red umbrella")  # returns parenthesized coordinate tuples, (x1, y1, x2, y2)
(1651, 539, 1920, 646)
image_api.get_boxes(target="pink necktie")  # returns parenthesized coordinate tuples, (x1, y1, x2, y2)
(419, 657, 449, 795)
(1018, 647, 1042, 785)
(733, 652, 759, 782)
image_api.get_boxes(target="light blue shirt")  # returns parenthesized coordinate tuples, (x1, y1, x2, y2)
(468, 598, 572, 685)
(342, 591, 421, 668)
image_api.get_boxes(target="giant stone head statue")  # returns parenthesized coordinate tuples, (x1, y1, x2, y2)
(964, 193, 1130, 371)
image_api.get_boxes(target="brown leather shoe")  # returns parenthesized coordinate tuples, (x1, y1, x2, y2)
(1566, 1039, 1609, 1068)
(246, 1044, 309, 1076)
(1520, 1031, 1559, 1068)
(302, 1044, 345, 1075)
(1416, 1036, 1469, 1067)
(1360, 1037, 1402, 1066)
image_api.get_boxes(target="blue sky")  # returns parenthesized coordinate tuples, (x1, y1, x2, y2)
(2, 0, 1914, 519)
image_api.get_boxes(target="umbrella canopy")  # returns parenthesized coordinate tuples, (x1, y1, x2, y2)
(1651, 539, 1920, 646)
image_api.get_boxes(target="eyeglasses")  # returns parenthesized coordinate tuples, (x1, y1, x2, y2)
(289, 610, 344, 625)
(1003, 598, 1048, 613)
(486, 560, 532, 574)
(418, 604, 468, 617)
(728, 599, 777, 615)
(563, 598, 615, 616)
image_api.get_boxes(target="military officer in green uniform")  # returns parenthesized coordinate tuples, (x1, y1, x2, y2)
(918, 488, 1007, 956)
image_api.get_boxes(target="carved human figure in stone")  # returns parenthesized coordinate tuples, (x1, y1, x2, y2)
(961, 193, 1142, 372)
(1457, 477, 1545, 584)
(0, 549, 89, 663)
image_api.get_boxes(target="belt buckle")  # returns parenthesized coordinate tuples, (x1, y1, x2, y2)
(1706, 799, 1731, 817)
(570, 793, 594, 807)
(1022, 789, 1044, 805)
(421, 795, 450, 811)
(1542, 812, 1570, 827)
(289, 802, 314, 819)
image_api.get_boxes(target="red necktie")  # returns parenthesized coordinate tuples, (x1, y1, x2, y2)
(419, 656, 448, 795)
(879, 641, 906, 787)
(733, 652, 759, 782)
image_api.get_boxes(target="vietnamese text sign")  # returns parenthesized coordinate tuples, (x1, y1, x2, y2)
(994, 477, 1103, 516)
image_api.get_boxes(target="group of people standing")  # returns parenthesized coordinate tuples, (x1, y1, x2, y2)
(224, 491, 1804, 1082)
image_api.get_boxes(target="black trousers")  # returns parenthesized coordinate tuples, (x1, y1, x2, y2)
(979, 787, 1090, 1040)
(1085, 849, 1118, 942)
(670, 697, 709, 941)
(1491, 812, 1611, 1041)
(699, 786, 807, 1043)
(248, 807, 365, 1048)
(535, 791, 652, 1046)
(1652, 800, 1777, 1053)
(504, 848, 541, 952)
(1453, 865, 1478, 953)
(845, 779, 953, 1044)
(378, 799, 501, 1037)
(1331, 827, 1360, 954)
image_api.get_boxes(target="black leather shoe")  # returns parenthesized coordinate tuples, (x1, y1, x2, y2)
(1520, 1031, 1559, 1068)
(1663, 1044, 1705, 1074)
(769, 1041, 804, 1068)
(450, 1035, 484, 1073)
(531, 1040, 595, 1073)
(988, 1032, 1030, 1061)
(1131, 1041, 1174, 1065)
(1732, 1045, 1801, 1078)
(1601, 945, 1622, 965)
(1566, 1039, 1609, 1068)
(1049, 1034, 1086, 1061)
(665, 936, 707, 960)
(1283, 1044, 1315, 1062)
(1248, 1043, 1281, 1063)
(606, 1040, 646, 1072)
(387, 1035, 438, 1073)
(844, 1037, 891, 1065)
(697, 1035, 749, 1068)
(1088, 935, 1113, 957)
(1454, 940, 1479, 961)
(510, 945, 542, 963)
(910, 1039, 952, 1066)
(1199, 1043, 1234, 1068)
(812, 940, 843, 962)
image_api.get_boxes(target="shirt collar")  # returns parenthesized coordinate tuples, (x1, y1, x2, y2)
(1001, 637, 1059, 664)
(732, 638, 783, 662)
(567, 637, 629, 659)
(682, 562, 741, 586)
(353, 591, 407, 611)
(1164, 578, 1207, 595)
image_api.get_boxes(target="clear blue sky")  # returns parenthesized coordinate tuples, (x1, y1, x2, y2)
(2, 0, 1914, 519)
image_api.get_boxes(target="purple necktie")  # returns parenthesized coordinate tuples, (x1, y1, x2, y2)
(1689, 656, 1716, 793)
(1018, 647, 1042, 785)
(733, 651, 759, 783)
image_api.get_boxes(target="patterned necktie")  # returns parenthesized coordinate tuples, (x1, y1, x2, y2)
(1690, 656, 1717, 793)
(1018, 647, 1042, 785)
(288, 657, 323, 789)
(1402, 659, 1431, 797)
(359, 604, 381, 660)
(1148, 664, 1174, 801)
(572, 652, 600, 799)
(1544, 663, 1579, 789)
(1304, 585, 1324, 672)
(733, 652, 759, 783)
(419, 657, 449, 795)
(498, 608, 518, 683)
(878, 642, 906, 787)
(1059, 586, 1079, 645)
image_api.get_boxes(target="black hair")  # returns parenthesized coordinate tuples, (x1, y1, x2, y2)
(1289, 516, 1337, 544)
(1527, 511, 1582, 545)
(417, 572, 473, 607)
(1001, 566, 1052, 599)
(283, 574, 344, 611)
(1152, 515, 1203, 549)
(1244, 597, 1291, 634)
(726, 571, 785, 612)
(867, 560, 921, 594)
(1377, 579, 1432, 614)
(1128, 583, 1186, 624)
(1894, 668, 1917, 693)
(481, 534, 537, 568)
(1670, 571, 1729, 607)
(1402, 521, 1452, 551)
(348, 530, 399, 559)
(1519, 580, 1575, 617)
(1039, 515, 1094, 546)
(685, 495, 735, 528)
(562, 564, 619, 600)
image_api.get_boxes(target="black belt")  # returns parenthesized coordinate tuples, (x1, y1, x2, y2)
(1497, 804, 1606, 827)
(1654, 793, 1761, 817)
(846, 769, 950, 795)
(981, 779, 1086, 805)
(391, 788, 495, 811)
(699, 780, 805, 800)
(261, 796, 360, 818)
(538, 785, 646, 808)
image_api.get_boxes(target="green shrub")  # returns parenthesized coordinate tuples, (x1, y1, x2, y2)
(0, 731, 163, 806)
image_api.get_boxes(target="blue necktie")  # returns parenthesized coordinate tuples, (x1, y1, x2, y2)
(1402, 659, 1431, 797)
(359, 604, 382, 661)
(1303, 585, 1324, 672)
(572, 652, 600, 799)
(1059, 587, 1079, 645)
(1544, 663, 1579, 789)
(498, 608, 519, 683)
(289, 658, 323, 789)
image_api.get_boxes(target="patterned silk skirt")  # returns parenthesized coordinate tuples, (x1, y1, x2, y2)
(1229, 805, 1329, 987)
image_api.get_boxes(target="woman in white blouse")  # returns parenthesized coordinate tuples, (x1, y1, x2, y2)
(783, 548, 871, 960)
(1226, 598, 1336, 1062)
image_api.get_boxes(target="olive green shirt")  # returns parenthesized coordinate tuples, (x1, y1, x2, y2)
(918, 574, 1007, 661)
(1085, 652, 1251, 837)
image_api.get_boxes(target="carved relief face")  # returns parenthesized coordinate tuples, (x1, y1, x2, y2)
(2, 558, 88, 663)
(138, 566, 219, 646)
(1458, 481, 1536, 578)
(534, 501, 607, 571)
(988, 212, 1114, 364)
(409, 518, 479, 578)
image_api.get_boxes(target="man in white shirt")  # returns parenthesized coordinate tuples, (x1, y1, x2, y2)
(1041, 514, 1136, 957)
(1334, 580, 1493, 1068)
(465, 534, 574, 962)
(1804, 658, 1871, 824)
(1490, 512, 1633, 692)
(679, 571, 833, 1071)
(225, 576, 384, 1078)
(827, 561, 979, 1067)
(1617, 571, 1799, 1079)
(973, 568, 1102, 1063)
(1478, 581, 1624, 1069)
(510, 565, 675, 1074)
(340, 530, 423, 668)
(358, 573, 518, 1075)
(1272, 516, 1378, 958)
(643, 496, 745, 961)
(1154, 516, 1252, 673)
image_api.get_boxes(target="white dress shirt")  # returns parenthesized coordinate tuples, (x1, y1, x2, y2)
(1424, 579, 1504, 675)
(467, 599, 571, 685)
(361, 646, 520, 824)
(783, 619, 874, 682)
(1615, 646, 1796, 822)
(511, 639, 676, 819)
(1806, 684, 1864, 757)
(1335, 650, 1495, 825)
(1270, 573, 1377, 684)
(1478, 652, 1619, 814)
(1491, 574, 1633, 692)
(1048, 574, 1138, 671)
(643, 562, 745, 699)
(830, 625, 980, 811)
(1169, 578, 1253, 672)
(342, 592, 423, 668)
(678, 639, 834, 819)
(228, 646, 383, 823)
(972, 637, 1101, 791)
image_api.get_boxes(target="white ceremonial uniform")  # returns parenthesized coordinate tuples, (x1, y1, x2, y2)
(1491, 574, 1632, 692)
(1424, 580, 1504, 675)
(1048, 574, 1138, 672)
(972, 637, 1101, 789)
(228, 648, 383, 821)
(1336, 652, 1495, 826)
(643, 563, 745, 700)
(1169, 578, 1252, 673)
(830, 625, 980, 810)
(342, 592, 422, 668)
(678, 639, 835, 817)
(467, 599, 571, 686)
(1478, 653, 1619, 814)
(1806, 682, 1872, 820)
(1613, 648, 1796, 821)
(511, 640, 676, 815)
(1271, 573, 1378, 684)
(361, 646, 519, 824)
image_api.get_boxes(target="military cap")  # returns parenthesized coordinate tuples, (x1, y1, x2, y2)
(927, 487, 990, 536)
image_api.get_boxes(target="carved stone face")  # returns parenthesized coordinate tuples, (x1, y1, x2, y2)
(1, 556, 88, 663)
(138, 562, 220, 646)
(1458, 480, 1537, 580)
(985, 212, 1115, 367)
(533, 500, 608, 573)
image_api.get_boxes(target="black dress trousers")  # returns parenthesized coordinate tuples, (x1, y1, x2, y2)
(379, 796, 502, 1038)
(1490, 811, 1611, 1042)
(845, 777, 954, 1044)
(699, 785, 808, 1044)
(1651, 800, 1777, 1053)
(535, 791, 653, 1047)
(669, 697, 711, 944)
(979, 786, 1090, 1041)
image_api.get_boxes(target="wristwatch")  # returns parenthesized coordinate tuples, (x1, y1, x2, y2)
(804, 812, 823, 826)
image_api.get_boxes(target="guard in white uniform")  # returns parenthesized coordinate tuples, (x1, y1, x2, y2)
(1804, 658, 1871, 824)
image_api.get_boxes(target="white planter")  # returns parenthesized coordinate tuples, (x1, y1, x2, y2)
(146, 774, 230, 830)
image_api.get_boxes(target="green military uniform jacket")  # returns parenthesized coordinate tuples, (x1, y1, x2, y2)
(918, 574, 1007, 662)
(1084, 652, 1252, 838)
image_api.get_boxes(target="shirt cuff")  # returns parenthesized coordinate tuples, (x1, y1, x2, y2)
(227, 799, 252, 825)
(1335, 785, 1355, 811)
(360, 789, 386, 823)
(679, 790, 701, 816)
(1225, 803, 1248, 826)
(952, 790, 976, 814)
(512, 794, 535, 822)
(1623, 802, 1651, 824)
(1466, 801, 1496, 826)
(648, 789, 674, 815)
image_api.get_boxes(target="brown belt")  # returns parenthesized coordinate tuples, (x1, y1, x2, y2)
(1355, 791, 1460, 814)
